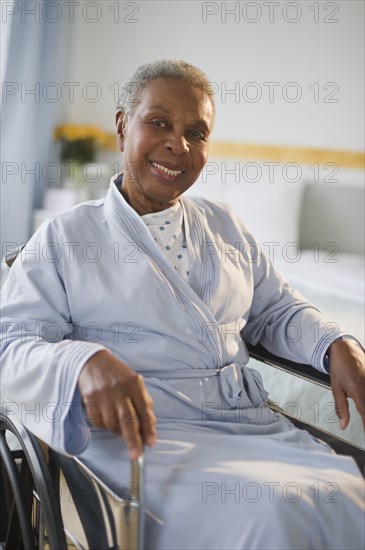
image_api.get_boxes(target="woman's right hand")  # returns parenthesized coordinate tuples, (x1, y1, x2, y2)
(78, 350, 157, 458)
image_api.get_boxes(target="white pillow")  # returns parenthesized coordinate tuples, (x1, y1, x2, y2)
(188, 158, 305, 247)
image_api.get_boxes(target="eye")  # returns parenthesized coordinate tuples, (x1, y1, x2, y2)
(150, 119, 167, 128)
(188, 129, 207, 141)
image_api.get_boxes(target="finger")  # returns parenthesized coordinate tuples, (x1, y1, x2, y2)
(332, 386, 350, 430)
(136, 400, 157, 447)
(82, 399, 105, 429)
(102, 399, 125, 436)
(119, 398, 144, 459)
(130, 377, 157, 446)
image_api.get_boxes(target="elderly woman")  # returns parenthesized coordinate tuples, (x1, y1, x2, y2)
(1, 60, 364, 549)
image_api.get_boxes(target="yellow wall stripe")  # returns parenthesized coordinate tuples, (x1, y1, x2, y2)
(103, 133, 364, 169)
(209, 141, 364, 169)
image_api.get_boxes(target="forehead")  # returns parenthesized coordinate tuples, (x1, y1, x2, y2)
(135, 78, 214, 128)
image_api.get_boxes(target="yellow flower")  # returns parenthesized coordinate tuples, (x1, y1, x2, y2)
(53, 125, 107, 145)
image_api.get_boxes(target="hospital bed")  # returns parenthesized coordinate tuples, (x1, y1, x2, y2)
(1, 247, 364, 550)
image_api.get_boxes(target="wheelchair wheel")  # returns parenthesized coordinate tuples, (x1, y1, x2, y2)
(0, 408, 67, 549)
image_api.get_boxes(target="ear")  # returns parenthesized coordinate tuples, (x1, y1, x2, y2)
(116, 110, 127, 152)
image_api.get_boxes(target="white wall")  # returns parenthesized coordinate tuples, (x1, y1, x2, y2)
(64, 0, 364, 151)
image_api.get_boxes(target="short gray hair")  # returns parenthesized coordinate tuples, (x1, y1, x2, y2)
(117, 59, 215, 120)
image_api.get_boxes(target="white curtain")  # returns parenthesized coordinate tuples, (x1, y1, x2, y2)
(1, 0, 72, 251)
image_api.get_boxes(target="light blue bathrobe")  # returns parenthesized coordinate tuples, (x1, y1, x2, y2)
(1, 178, 364, 549)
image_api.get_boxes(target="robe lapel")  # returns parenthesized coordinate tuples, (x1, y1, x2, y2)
(104, 178, 227, 367)
(180, 196, 216, 306)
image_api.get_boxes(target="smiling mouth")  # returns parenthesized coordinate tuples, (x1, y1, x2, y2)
(151, 161, 183, 177)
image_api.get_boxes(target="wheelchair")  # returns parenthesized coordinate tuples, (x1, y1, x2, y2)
(1, 247, 364, 549)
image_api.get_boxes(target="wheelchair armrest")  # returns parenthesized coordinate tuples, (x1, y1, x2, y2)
(72, 455, 144, 548)
(246, 343, 365, 475)
(246, 342, 331, 389)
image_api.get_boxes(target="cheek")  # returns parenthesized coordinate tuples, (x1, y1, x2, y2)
(133, 129, 160, 158)
(192, 148, 208, 171)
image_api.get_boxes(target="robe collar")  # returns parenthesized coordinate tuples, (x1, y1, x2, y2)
(104, 174, 227, 367)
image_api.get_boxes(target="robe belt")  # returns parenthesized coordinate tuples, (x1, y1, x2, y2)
(140, 363, 269, 408)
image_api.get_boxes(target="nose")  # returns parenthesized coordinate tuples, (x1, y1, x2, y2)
(166, 131, 189, 155)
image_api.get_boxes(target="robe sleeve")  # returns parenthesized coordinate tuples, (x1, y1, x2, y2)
(0, 219, 108, 455)
(234, 219, 347, 372)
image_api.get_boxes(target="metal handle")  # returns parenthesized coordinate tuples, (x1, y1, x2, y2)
(3, 245, 25, 267)
(131, 456, 144, 550)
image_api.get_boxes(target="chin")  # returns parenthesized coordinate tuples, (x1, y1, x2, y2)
(143, 184, 182, 202)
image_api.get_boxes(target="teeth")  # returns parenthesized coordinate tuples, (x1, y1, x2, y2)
(152, 162, 182, 176)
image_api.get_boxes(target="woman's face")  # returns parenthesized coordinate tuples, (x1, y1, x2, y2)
(116, 78, 214, 215)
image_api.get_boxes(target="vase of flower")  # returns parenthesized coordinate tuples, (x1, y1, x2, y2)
(53, 125, 107, 202)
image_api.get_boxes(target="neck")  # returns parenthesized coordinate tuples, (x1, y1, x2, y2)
(118, 179, 180, 216)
